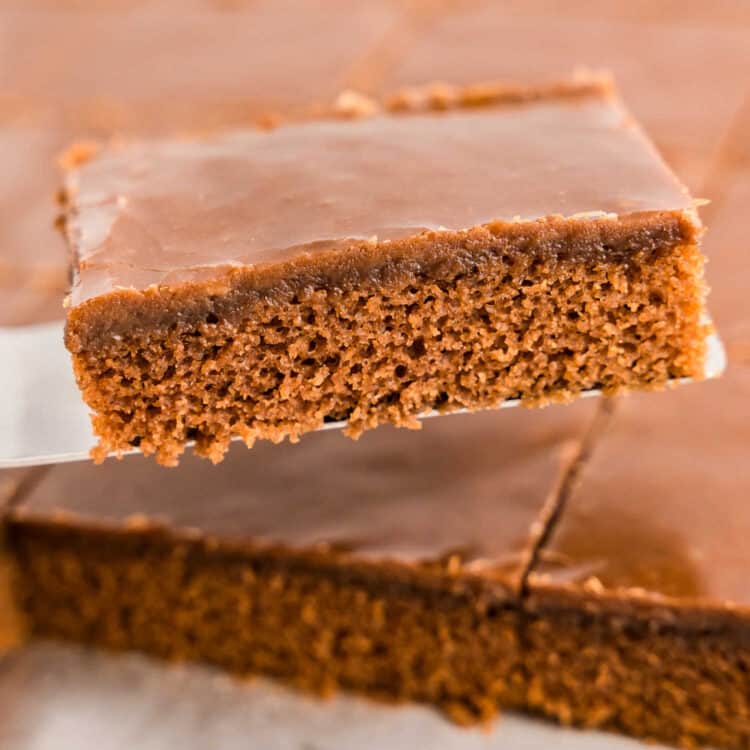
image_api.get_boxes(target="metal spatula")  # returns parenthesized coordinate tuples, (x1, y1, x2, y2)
(0, 321, 726, 468)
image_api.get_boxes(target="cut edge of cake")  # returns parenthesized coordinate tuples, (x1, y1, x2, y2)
(60, 75, 710, 465)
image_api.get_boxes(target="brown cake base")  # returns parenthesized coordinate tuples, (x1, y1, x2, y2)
(67, 216, 706, 466)
(0, 539, 26, 653)
(522, 599, 750, 749)
(6, 383, 750, 747)
(11, 519, 750, 746)
(4, 407, 590, 723)
(8, 521, 525, 723)
(10, 523, 750, 746)
(519, 362, 750, 749)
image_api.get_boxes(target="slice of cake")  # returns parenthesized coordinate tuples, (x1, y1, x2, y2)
(525, 367, 750, 749)
(5, 404, 595, 722)
(62, 78, 708, 465)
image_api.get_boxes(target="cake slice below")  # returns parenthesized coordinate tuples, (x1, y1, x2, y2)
(525, 366, 750, 749)
(5, 404, 595, 722)
(6, 373, 750, 748)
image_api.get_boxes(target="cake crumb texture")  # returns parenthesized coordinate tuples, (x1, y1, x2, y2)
(523, 608, 750, 749)
(9, 523, 525, 722)
(68, 221, 706, 466)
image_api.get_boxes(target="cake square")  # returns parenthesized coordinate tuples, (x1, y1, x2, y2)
(5, 404, 595, 722)
(62, 79, 709, 465)
(525, 366, 750, 749)
(0, 1, 399, 136)
(377, 5, 750, 193)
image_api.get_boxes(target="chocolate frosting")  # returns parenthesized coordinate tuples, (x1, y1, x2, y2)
(699, 163, 750, 345)
(0, 1, 399, 322)
(0, 1, 396, 134)
(529, 364, 750, 611)
(383, 3, 750, 192)
(66, 93, 694, 306)
(14, 404, 596, 584)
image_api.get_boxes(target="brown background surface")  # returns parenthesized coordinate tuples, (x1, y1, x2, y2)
(1, 0, 749, 746)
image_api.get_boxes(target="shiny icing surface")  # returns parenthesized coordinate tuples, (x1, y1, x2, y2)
(66, 94, 693, 305)
(15, 404, 595, 582)
(383, 2, 750, 193)
(0, 1, 396, 134)
(0, 1, 399, 321)
(530, 364, 750, 608)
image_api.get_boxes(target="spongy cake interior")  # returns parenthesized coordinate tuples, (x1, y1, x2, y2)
(63, 83, 708, 465)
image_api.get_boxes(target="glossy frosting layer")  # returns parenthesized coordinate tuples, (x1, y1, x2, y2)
(66, 93, 694, 305)
(0, 1, 395, 134)
(384, 2, 750, 193)
(530, 364, 750, 609)
(14, 404, 595, 583)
